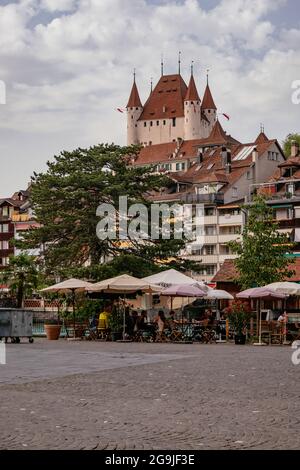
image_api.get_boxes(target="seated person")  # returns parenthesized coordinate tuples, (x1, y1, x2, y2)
(98, 304, 112, 330)
(137, 311, 148, 330)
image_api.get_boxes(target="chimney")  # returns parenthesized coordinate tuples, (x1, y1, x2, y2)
(176, 137, 183, 150)
(252, 147, 258, 163)
(291, 140, 299, 158)
(197, 148, 203, 163)
(225, 150, 232, 174)
(252, 147, 258, 182)
(221, 146, 227, 168)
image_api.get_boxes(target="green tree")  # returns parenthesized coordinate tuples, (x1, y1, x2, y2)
(229, 195, 295, 289)
(282, 133, 300, 157)
(18, 144, 199, 278)
(0, 254, 40, 307)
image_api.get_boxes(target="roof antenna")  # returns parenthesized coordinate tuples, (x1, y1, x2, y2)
(178, 51, 181, 74)
(206, 68, 210, 85)
(150, 77, 153, 93)
(191, 60, 194, 76)
(161, 53, 164, 76)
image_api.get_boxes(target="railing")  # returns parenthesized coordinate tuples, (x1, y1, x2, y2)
(183, 193, 224, 204)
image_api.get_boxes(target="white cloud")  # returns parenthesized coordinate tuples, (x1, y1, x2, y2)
(0, 0, 299, 195)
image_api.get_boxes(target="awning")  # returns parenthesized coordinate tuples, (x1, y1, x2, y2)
(277, 228, 293, 234)
(271, 204, 293, 209)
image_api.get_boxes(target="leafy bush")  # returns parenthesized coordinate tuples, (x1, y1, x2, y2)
(225, 301, 252, 335)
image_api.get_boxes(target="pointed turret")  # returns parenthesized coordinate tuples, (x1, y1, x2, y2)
(202, 83, 217, 110)
(184, 74, 200, 102)
(201, 77, 217, 138)
(255, 131, 269, 144)
(126, 74, 143, 145)
(126, 79, 142, 108)
(184, 72, 201, 140)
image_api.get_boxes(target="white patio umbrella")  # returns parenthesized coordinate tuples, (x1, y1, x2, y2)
(142, 269, 199, 287)
(205, 289, 234, 300)
(264, 282, 300, 296)
(41, 278, 95, 336)
(87, 274, 161, 340)
(264, 281, 300, 344)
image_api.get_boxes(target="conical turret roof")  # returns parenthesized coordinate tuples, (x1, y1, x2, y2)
(202, 83, 217, 109)
(184, 74, 200, 101)
(126, 80, 142, 108)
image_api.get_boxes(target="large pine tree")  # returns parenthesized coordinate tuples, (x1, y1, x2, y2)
(19, 144, 198, 280)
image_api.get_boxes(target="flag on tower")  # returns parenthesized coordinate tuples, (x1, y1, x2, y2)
(222, 113, 230, 121)
(116, 108, 124, 113)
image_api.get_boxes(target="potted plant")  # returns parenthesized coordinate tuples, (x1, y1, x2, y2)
(44, 318, 62, 340)
(108, 305, 123, 341)
(225, 301, 251, 345)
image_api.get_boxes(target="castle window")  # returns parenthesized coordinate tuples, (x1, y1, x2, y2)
(150, 121, 153, 127)
(172, 118, 176, 127)
(191, 101, 193, 105)
(208, 110, 211, 113)
(136, 107, 139, 110)
(156, 121, 159, 126)
(131, 115, 133, 119)
(144, 122, 147, 127)
(135, 124, 137, 127)
(149, 141, 152, 146)
(163, 120, 166, 125)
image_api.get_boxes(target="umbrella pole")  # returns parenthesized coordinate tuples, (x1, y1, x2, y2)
(123, 295, 126, 341)
(259, 298, 262, 344)
(72, 289, 76, 339)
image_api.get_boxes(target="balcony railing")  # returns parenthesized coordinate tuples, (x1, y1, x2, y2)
(183, 193, 224, 204)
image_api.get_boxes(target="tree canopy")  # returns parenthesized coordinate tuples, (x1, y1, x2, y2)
(229, 195, 295, 289)
(283, 133, 300, 157)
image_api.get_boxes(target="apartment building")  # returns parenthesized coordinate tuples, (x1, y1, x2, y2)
(0, 188, 39, 268)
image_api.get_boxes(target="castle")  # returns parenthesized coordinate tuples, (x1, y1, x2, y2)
(126, 70, 217, 146)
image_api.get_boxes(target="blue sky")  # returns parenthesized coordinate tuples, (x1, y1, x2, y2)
(0, 0, 300, 195)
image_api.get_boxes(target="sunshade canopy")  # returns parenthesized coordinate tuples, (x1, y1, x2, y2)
(142, 269, 197, 287)
(41, 278, 94, 293)
(236, 287, 286, 299)
(87, 274, 161, 294)
(161, 284, 206, 298)
(263, 281, 300, 296)
(205, 289, 234, 300)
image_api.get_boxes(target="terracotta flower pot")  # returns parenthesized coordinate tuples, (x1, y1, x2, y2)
(44, 324, 61, 340)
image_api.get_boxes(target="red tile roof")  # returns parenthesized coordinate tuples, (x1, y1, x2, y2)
(212, 258, 300, 283)
(184, 75, 200, 101)
(255, 131, 269, 144)
(138, 74, 187, 120)
(202, 83, 216, 110)
(126, 80, 142, 108)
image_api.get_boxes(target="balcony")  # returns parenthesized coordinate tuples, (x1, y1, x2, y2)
(11, 214, 29, 222)
(183, 193, 224, 204)
(218, 214, 243, 225)
(218, 233, 241, 243)
(218, 254, 238, 263)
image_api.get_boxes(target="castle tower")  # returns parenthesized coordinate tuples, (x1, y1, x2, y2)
(126, 75, 143, 145)
(202, 76, 217, 135)
(184, 71, 201, 140)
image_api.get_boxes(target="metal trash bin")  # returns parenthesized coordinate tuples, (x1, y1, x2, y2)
(0, 309, 34, 344)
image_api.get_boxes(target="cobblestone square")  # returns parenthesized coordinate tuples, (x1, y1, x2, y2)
(0, 339, 299, 450)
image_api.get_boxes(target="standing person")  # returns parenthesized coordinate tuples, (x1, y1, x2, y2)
(154, 310, 166, 341)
